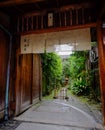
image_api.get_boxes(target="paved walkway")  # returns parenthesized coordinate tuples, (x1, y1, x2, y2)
(13, 88, 104, 130)
(0, 88, 104, 130)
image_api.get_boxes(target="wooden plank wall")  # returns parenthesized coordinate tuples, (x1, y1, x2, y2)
(15, 5, 97, 34)
(15, 51, 42, 115)
(33, 54, 41, 103)
(20, 54, 32, 111)
(0, 29, 9, 119)
(0, 12, 15, 119)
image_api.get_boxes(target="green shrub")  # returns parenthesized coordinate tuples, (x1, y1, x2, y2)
(71, 78, 90, 95)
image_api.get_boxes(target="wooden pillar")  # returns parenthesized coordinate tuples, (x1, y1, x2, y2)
(97, 20, 105, 125)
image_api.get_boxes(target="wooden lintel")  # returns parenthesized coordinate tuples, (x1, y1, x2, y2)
(15, 22, 97, 36)
(0, 0, 46, 7)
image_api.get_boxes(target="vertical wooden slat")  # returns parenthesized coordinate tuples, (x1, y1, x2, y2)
(70, 9, 72, 25)
(41, 15, 43, 29)
(53, 13, 55, 27)
(20, 54, 32, 111)
(82, 8, 85, 24)
(26, 17, 28, 31)
(64, 11, 67, 26)
(32, 54, 41, 102)
(31, 16, 33, 30)
(22, 17, 24, 32)
(15, 37, 21, 115)
(97, 20, 105, 125)
(76, 9, 78, 25)
(17, 17, 19, 32)
(36, 16, 38, 29)
(59, 12, 61, 27)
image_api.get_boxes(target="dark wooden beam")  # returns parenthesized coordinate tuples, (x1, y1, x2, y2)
(16, 22, 97, 35)
(0, 0, 46, 7)
(20, 2, 94, 17)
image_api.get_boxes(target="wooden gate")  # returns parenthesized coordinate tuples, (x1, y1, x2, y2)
(15, 53, 42, 115)
(32, 54, 42, 103)
(20, 54, 32, 111)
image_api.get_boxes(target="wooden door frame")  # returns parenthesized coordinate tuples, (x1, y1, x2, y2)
(97, 20, 105, 125)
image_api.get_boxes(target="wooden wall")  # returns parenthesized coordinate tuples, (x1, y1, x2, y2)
(33, 54, 42, 103)
(0, 29, 9, 119)
(15, 48, 42, 115)
(15, 4, 97, 35)
(19, 54, 32, 111)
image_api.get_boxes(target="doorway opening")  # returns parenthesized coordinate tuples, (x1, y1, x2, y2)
(19, 27, 102, 124)
(40, 28, 102, 123)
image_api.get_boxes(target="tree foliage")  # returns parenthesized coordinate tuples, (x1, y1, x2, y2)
(62, 51, 91, 95)
(62, 59, 70, 77)
(41, 52, 62, 95)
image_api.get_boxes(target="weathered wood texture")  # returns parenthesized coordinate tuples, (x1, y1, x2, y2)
(33, 54, 41, 102)
(97, 21, 105, 125)
(15, 6, 97, 34)
(15, 50, 42, 115)
(20, 54, 32, 111)
(0, 29, 9, 118)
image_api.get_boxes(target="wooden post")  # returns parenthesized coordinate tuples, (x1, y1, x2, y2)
(97, 20, 105, 125)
